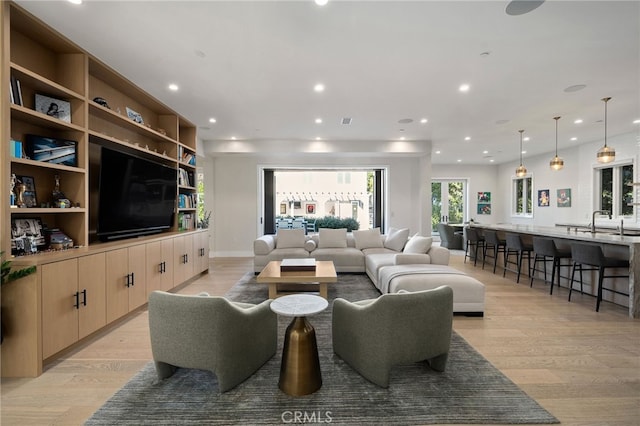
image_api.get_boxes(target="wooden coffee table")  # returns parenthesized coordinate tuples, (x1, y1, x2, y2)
(256, 260, 337, 299)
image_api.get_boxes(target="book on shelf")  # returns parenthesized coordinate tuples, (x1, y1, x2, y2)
(9, 76, 23, 106)
(177, 212, 195, 231)
(178, 193, 197, 209)
(9, 139, 22, 158)
(178, 145, 196, 165)
(178, 168, 193, 187)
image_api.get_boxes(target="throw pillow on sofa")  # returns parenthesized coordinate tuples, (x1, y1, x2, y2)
(276, 228, 306, 248)
(353, 228, 384, 250)
(403, 235, 433, 254)
(384, 227, 410, 251)
(318, 228, 347, 248)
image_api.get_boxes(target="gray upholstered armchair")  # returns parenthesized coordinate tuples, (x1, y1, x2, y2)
(437, 223, 463, 249)
(148, 291, 277, 392)
(332, 286, 453, 388)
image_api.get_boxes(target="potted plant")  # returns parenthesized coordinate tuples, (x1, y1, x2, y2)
(1, 251, 36, 344)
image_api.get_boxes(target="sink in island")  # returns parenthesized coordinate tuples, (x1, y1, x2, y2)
(469, 223, 640, 318)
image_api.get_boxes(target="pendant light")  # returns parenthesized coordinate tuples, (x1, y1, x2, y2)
(596, 97, 615, 163)
(515, 129, 527, 177)
(550, 116, 564, 170)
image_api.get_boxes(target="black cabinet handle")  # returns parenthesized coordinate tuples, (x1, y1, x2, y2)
(82, 289, 87, 306)
(73, 291, 80, 309)
(131, 272, 135, 286)
(125, 273, 131, 287)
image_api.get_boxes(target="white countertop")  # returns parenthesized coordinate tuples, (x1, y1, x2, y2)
(270, 294, 328, 317)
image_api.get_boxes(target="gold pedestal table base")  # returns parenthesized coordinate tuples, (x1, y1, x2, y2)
(270, 294, 329, 396)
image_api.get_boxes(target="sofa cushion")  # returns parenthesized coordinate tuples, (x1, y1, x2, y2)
(403, 235, 433, 254)
(353, 228, 384, 250)
(312, 247, 365, 269)
(318, 228, 347, 248)
(384, 227, 410, 251)
(276, 228, 306, 248)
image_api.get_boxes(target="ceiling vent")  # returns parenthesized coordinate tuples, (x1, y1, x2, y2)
(341, 117, 352, 125)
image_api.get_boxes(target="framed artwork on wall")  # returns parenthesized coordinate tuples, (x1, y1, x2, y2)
(306, 203, 316, 214)
(557, 188, 571, 207)
(477, 204, 491, 215)
(538, 189, 550, 207)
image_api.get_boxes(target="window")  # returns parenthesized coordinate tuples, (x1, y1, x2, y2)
(596, 162, 634, 217)
(512, 176, 533, 217)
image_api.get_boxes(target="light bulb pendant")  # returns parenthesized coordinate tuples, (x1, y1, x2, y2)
(515, 129, 527, 176)
(550, 116, 564, 170)
(597, 97, 615, 163)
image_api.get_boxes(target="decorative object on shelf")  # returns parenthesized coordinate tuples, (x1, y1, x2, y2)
(10, 173, 17, 207)
(93, 97, 110, 109)
(34, 93, 71, 123)
(10, 217, 45, 255)
(198, 211, 211, 229)
(549, 116, 564, 170)
(515, 130, 527, 177)
(44, 228, 74, 250)
(126, 106, 144, 124)
(596, 97, 615, 163)
(557, 188, 571, 207)
(157, 128, 167, 136)
(51, 174, 71, 208)
(25, 134, 77, 167)
(538, 189, 550, 207)
(15, 175, 37, 208)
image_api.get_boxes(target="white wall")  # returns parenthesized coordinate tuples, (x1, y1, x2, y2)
(207, 153, 431, 257)
(497, 131, 640, 227)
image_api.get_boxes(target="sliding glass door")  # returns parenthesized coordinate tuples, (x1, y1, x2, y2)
(432, 180, 466, 233)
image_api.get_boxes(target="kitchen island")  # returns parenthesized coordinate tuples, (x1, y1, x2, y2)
(470, 223, 640, 318)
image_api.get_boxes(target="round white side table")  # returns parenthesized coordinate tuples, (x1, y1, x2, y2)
(270, 294, 328, 396)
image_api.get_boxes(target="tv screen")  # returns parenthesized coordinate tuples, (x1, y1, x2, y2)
(97, 147, 177, 241)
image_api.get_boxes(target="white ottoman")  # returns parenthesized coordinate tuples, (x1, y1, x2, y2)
(378, 265, 485, 316)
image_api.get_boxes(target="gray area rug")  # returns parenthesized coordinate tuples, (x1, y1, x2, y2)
(86, 273, 558, 425)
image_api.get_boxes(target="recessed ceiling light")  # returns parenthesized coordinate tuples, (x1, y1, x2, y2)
(457, 159, 462, 163)
(483, 150, 489, 154)
(168, 84, 179, 91)
(464, 136, 471, 141)
(315, 0, 328, 5)
(420, 118, 428, 124)
(574, 119, 583, 124)
(435, 150, 441, 154)
(209, 118, 217, 123)
(399, 137, 406, 141)
(315, 118, 323, 124)
(522, 150, 527, 154)
(68, 0, 82, 4)
(634, 119, 640, 124)
(459, 84, 470, 92)
(570, 137, 577, 141)
(315, 137, 322, 140)
(489, 159, 495, 163)
(314, 83, 325, 92)
(231, 136, 236, 140)
(523, 137, 530, 141)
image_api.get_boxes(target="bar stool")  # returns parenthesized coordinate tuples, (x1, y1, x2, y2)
(503, 233, 533, 283)
(482, 230, 506, 273)
(569, 243, 630, 312)
(463, 227, 485, 266)
(530, 237, 572, 294)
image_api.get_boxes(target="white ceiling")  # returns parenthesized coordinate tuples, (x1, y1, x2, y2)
(15, 0, 640, 164)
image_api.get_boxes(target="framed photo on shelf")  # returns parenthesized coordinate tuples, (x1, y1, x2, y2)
(35, 94, 71, 123)
(25, 134, 77, 167)
(126, 107, 144, 124)
(16, 175, 37, 208)
(10, 217, 46, 254)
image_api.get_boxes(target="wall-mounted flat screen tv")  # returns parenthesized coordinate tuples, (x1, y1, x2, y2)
(97, 146, 177, 241)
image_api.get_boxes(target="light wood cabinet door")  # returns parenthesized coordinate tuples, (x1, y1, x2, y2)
(127, 244, 147, 310)
(192, 231, 209, 274)
(146, 239, 175, 295)
(105, 248, 130, 323)
(42, 259, 79, 359)
(173, 236, 186, 285)
(78, 253, 106, 339)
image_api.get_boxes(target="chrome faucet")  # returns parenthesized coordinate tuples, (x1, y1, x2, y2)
(591, 210, 611, 233)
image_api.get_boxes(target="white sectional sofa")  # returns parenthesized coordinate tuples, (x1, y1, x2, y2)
(253, 227, 485, 315)
(253, 227, 448, 274)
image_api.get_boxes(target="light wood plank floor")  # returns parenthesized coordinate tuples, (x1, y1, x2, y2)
(1, 253, 639, 425)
